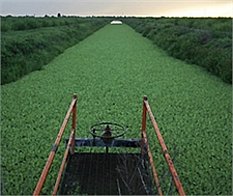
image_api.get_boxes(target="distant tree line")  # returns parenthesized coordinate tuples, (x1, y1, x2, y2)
(1, 15, 103, 32)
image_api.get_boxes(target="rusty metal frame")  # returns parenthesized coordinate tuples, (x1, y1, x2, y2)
(33, 94, 185, 195)
(141, 96, 185, 196)
(33, 95, 77, 196)
(52, 129, 75, 195)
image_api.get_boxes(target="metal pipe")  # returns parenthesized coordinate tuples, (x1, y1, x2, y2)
(33, 95, 77, 196)
(141, 96, 147, 134)
(71, 94, 77, 154)
(144, 99, 185, 196)
(141, 131, 163, 196)
(52, 129, 75, 195)
(141, 96, 147, 156)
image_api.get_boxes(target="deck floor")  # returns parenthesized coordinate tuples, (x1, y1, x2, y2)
(59, 153, 154, 195)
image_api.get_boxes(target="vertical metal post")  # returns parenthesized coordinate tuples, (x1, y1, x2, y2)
(141, 96, 163, 195)
(144, 100, 186, 196)
(106, 146, 109, 153)
(71, 94, 77, 155)
(141, 131, 163, 196)
(33, 97, 77, 196)
(141, 96, 147, 155)
(52, 129, 75, 195)
(141, 96, 147, 133)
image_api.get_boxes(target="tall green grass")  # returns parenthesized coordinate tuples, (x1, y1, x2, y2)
(1, 16, 110, 84)
(123, 17, 232, 83)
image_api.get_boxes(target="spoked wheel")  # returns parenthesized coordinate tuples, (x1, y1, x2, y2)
(90, 122, 126, 141)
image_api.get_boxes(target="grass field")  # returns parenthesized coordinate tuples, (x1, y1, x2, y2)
(1, 24, 232, 195)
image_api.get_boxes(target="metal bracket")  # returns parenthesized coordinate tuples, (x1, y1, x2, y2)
(51, 144, 58, 153)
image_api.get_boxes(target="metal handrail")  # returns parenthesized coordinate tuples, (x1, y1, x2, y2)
(33, 95, 77, 196)
(141, 96, 185, 196)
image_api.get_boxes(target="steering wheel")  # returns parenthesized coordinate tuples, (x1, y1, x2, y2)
(90, 122, 126, 140)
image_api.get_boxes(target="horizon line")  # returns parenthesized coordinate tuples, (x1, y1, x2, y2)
(1, 14, 232, 18)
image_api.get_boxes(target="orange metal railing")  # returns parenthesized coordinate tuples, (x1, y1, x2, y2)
(33, 95, 77, 196)
(141, 96, 185, 196)
(33, 94, 185, 195)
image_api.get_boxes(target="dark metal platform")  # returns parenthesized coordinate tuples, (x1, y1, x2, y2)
(59, 153, 155, 195)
